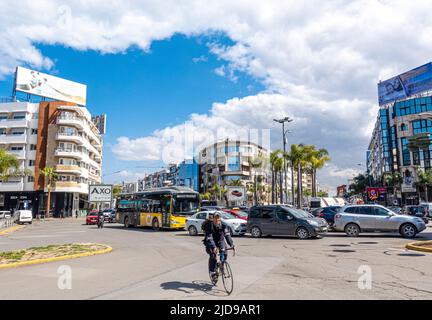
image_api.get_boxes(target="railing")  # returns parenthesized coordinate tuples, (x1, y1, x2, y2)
(0, 217, 15, 230)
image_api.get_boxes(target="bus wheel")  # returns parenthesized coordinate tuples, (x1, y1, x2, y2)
(124, 217, 129, 228)
(152, 218, 160, 231)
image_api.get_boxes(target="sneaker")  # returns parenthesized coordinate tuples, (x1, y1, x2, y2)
(210, 272, 218, 284)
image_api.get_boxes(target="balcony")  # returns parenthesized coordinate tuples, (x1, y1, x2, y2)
(0, 180, 24, 192)
(57, 116, 84, 129)
(8, 149, 26, 159)
(55, 164, 83, 175)
(0, 134, 27, 144)
(0, 118, 28, 128)
(54, 148, 84, 159)
(56, 132, 85, 145)
(53, 181, 88, 194)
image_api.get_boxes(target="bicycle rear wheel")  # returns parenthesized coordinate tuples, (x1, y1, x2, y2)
(221, 261, 234, 295)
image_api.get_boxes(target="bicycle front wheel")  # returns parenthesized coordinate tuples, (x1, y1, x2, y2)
(221, 261, 234, 295)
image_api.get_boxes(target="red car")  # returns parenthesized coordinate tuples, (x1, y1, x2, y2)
(86, 210, 100, 225)
(223, 209, 249, 221)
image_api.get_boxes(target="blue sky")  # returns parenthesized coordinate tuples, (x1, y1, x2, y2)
(0, 34, 264, 183)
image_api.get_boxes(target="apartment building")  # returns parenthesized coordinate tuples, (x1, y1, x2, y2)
(198, 140, 270, 193)
(0, 101, 103, 216)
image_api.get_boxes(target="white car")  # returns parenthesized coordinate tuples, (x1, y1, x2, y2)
(14, 210, 33, 225)
(186, 210, 247, 236)
(0, 211, 11, 219)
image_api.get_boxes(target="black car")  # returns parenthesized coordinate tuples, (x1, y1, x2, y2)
(403, 205, 429, 224)
(247, 205, 328, 239)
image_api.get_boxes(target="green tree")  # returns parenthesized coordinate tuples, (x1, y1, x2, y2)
(309, 148, 331, 197)
(113, 185, 123, 197)
(270, 150, 284, 204)
(40, 167, 58, 218)
(228, 179, 243, 187)
(417, 169, 432, 202)
(348, 174, 368, 196)
(0, 149, 32, 182)
(384, 172, 402, 199)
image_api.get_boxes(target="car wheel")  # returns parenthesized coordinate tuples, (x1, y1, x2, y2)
(400, 223, 417, 238)
(152, 218, 160, 231)
(296, 227, 310, 239)
(124, 217, 129, 228)
(188, 225, 198, 236)
(250, 226, 262, 238)
(345, 223, 360, 237)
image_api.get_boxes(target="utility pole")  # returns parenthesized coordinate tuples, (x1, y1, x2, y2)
(274, 117, 293, 204)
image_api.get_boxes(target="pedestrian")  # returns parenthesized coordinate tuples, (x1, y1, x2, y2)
(60, 209, 64, 219)
(75, 210, 79, 219)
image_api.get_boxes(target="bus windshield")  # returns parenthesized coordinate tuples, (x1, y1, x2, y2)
(173, 194, 199, 215)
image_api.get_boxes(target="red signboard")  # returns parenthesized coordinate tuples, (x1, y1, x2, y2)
(366, 187, 387, 202)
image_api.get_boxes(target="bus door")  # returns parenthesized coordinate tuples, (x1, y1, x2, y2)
(161, 194, 171, 228)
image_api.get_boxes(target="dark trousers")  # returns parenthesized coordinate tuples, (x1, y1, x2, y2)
(205, 241, 227, 273)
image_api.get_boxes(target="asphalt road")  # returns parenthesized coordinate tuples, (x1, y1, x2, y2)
(0, 219, 431, 300)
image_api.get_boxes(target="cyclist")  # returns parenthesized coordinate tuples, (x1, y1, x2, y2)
(203, 212, 234, 283)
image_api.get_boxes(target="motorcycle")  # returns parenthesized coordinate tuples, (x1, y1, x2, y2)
(97, 214, 104, 229)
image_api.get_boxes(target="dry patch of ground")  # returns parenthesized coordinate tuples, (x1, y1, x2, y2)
(0, 243, 108, 265)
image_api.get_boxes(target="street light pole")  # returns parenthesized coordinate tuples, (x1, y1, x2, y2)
(274, 117, 293, 204)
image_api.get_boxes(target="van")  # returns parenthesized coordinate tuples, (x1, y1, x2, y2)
(14, 210, 33, 225)
(247, 205, 328, 239)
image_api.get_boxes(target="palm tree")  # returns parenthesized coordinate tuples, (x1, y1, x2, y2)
(249, 154, 267, 205)
(309, 148, 331, 197)
(270, 150, 283, 203)
(40, 167, 58, 218)
(417, 169, 432, 202)
(286, 144, 310, 208)
(0, 149, 32, 182)
(228, 179, 243, 187)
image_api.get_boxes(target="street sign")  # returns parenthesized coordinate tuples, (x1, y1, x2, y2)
(89, 185, 113, 202)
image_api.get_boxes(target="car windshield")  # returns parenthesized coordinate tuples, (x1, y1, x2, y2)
(219, 212, 236, 220)
(283, 207, 314, 219)
(235, 211, 248, 217)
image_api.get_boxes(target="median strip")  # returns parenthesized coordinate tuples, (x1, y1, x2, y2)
(0, 225, 24, 236)
(0, 243, 112, 269)
(405, 240, 432, 253)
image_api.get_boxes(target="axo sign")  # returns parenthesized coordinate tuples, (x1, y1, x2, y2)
(89, 185, 113, 202)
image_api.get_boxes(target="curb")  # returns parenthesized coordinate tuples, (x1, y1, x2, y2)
(0, 245, 113, 270)
(405, 240, 432, 253)
(0, 225, 24, 236)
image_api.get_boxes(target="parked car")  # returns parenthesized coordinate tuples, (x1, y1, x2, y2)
(223, 209, 249, 221)
(334, 204, 427, 238)
(86, 210, 100, 225)
(402, 205, 429, 224)
(14, 210, 33, 225)
(102, 209, 116, 223)
(0, 211, 11, 219)
(201, 206, 226, 211)
(186, 210, 247, 236)
(247, 205, 328, 239)
(387, 206, 402, 214)
(311, 206, 341, 226)
(419, 202, 432, 218)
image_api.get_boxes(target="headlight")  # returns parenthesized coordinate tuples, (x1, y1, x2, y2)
(308, 220, 319, 226)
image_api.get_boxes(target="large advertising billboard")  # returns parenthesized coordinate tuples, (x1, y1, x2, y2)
(15, 66, 87, 106)
(366, 187, 387, 202)
(226, 186, 246, 203)
(378, 62, 432, 105)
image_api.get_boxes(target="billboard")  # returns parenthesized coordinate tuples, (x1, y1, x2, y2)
(92, 114, 107, 134)
(226, 186, 246, 203)
(378, 62, 432, 105)
(366, 187, 387, 202)
(89, 185, 113, 203)
(15, 66, 87, 106)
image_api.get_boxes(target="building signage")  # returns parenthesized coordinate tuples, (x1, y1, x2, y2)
(15, 66, 87, 106)
(401, 169, 416, 193)
(227, 186, 246, 203)
(378, 62, 432, 105)
(89, 185, 113, 202)
(366, 187, 387, 202)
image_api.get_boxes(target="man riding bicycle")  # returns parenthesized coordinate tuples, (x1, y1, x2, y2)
(203, 212, 234, 283)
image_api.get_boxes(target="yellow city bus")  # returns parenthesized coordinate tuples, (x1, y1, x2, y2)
(116, 187, 200, 230)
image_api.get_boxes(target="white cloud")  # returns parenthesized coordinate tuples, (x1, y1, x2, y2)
(2, 0, 432, 188)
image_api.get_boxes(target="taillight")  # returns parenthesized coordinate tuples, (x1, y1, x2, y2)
(335, 214, 341, 220)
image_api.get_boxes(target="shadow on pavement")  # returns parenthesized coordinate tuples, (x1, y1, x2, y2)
(160, 280, 228, 297)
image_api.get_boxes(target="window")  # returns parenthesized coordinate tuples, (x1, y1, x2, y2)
(276, 208, 292, 221)
(197, 212, 207, 220)
(31, 129, 38, 135)
(28, 160, 35, 166)
(10, 146, 23, 151)
(28, 176, 34, 183)
(400, 123, 407, 131)
(249, 207, 261, 218)
(227, 156, 240, 171)
(261, 207, 275, 219)
(374, 207, 391, 216)
(357, 206, 373, 215)
(12, 113, 26, 120)
(30, 144, 37, 151)
(344, 207, 358, 213)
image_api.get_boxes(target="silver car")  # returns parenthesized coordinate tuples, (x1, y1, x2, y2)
(333, 204, 427, 238)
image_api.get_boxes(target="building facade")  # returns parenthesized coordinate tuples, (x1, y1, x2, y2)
(0, 101, 103, 216)
(368, 74, 432, 204)
(198, 140, 271, 193)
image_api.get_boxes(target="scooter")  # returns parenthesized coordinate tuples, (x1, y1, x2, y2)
(97, 214, 104, 229)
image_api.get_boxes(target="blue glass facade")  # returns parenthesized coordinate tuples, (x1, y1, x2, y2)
(393, 96, 432, 117)
(178, 159, 199, 191)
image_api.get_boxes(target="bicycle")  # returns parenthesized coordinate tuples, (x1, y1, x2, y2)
(209, 247, 235, 295)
